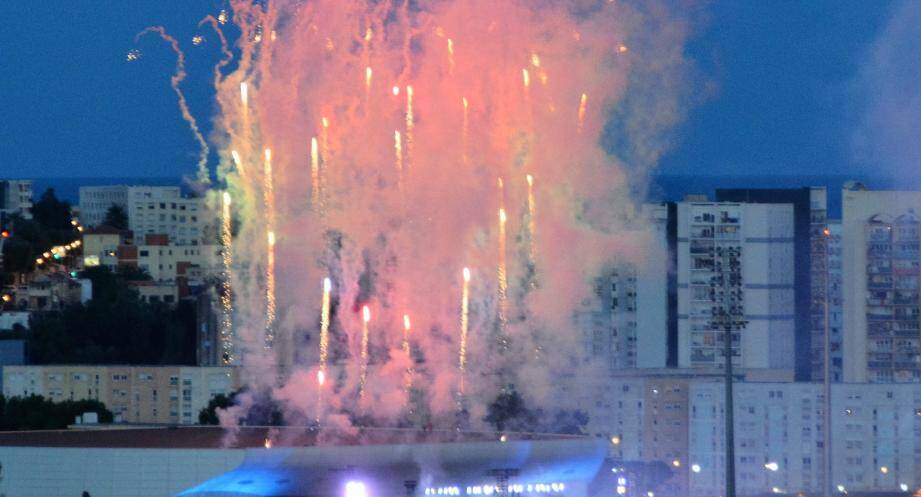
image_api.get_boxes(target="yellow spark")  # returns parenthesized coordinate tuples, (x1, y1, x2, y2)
(240, 82, 249, 107)
(618, 44, 628, 53)
(322, 117, 329, 128)
(392, 85, 400, 96)
(270, 30, 277, 42)
(263, 148, 276, 348)
(447, 38, 455, 74)
(527, 174, 537, 263)
(317, 370, 326, 386)
(319, 277, 332, 371)
(364, 28, 373, 42)
(231, 150, 243, 173)
(498, 206, 508, 335)
(402, 313, 413, 392)
(311, 137, 320, 210)
(325, 38, 335, 51)
(577, 92, 588, 133)
(530, 52, 541, 67)
(405, 85, 414, 174)
(459, 267, 471, 394)
(522, 68, 531, 89)
(217, 9, 228, 25)
(359, 305, 371, 403)
(220, 190, 234, 363)
(126, 49, 141, 62)
(192, 35, 203, 46)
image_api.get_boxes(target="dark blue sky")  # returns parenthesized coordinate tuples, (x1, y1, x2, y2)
(0, 1, 900, 179)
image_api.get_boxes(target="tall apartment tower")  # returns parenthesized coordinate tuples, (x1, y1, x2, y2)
(578, 204, 673, 370)
(0, 180, 33, 221)
(677, 201, 796, 374)
(842, 184, 921, 383)
(715, 187, 828, 381)
(826, 220, 844, 382)
(79, 185, 209, 245)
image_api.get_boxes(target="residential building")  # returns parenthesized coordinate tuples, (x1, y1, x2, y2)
(826, 220, 844, 382)
(2, 365, 240, 425)
(842, 184, 921, 382)
(677, 201, 796, 374)
(578, 204, 672, 370)
(715, 187, 827, 381)
(79, 185, 210, 245)
(0, 179, 33, 221)
(82, 226, 130, 268)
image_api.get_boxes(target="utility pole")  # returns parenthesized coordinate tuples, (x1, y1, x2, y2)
(823, 226, 832, 497)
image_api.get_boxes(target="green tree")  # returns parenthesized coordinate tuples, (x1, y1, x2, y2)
(199, 392, 235, 425)
(484, 388, 535, 432)
(102, 204, 129, 230)
(0, 394, 113, 430)
(31, 188, 72, 231)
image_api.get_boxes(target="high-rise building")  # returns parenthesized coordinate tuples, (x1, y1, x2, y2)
(715, 187, 827, 381)
(677, 201, 796, 374)
(827, 220, 844, 382)
(577, 204, 672, 370)
(79, 185, 210, 245)
(842, 184, 921, 383)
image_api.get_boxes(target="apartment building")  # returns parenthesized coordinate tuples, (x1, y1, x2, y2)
(0, 180, 32, 221)
(2, 365, 239, 425)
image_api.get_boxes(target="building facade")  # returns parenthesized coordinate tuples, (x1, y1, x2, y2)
(2, 365, 239, 425)
(677, 202, 796, 374)
(0, 179, 33, 221)
(79, 185, 210, 245)
(842, 185, 921, 382)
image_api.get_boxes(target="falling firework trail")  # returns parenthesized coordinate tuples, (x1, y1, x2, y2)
(577, 93, 588, 133)
(220, 191, 234, 364)
(198, 15, 233, 88)
(240, 82, 249, 113)
(402, 313, 414, 392)
(364, 66, 373, 109)
(263, 149, 277, 348)
(359, 305, 371, 403)
(447, 38, 456, 76)
(135, 27, 210, 183)
(231, 150, 245, 176)
(459, 267, 471, 394)
(498, 206, 508, 334)
(311, 137, 320, 211)
(265, 230, 277, 349)
(317, 277, 332, 422)
(405, 86, 414, 174)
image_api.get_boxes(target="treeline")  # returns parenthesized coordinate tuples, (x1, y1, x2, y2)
(0, 394, 113, 430)
(18, 266, 198, 365)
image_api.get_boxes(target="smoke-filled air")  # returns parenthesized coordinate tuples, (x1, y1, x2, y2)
(134, 0, 692, 438)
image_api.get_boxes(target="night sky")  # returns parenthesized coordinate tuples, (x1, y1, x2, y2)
(0, 1, 911, 180)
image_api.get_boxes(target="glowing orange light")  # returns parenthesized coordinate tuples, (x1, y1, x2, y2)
(363, 305, 371, 322)
(403, 314, 411, 331)
(463, 267, 471, 282)
(522, 68, 531, 88)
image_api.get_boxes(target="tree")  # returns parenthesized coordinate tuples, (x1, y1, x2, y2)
(199, 393, 235, 425)
(31, 188, 72, 231)
(484, 388, 535, 432)
(102, 204, 128, 230)
(0, 394, 113, 430)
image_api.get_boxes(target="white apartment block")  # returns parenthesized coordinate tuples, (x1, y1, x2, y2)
(2, 365, 239, 425)
(79, 185, 210, 245)
(0, 180, 33, 220)
(842, 185, 921, 383)
(677, 202, 796, 372)
(578, 204, 670, 370)
(137, 243, 222, 283)
(827, 221, 844, 382)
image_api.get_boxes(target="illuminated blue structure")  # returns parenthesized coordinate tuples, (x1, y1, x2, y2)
(175, 438, 620, 497)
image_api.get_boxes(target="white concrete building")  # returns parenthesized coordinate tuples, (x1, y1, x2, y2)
(827, 220, 844, 382)
(79, 185, 210, 245)
(0, 179, 33, 220)
(677, 202, 796, 373)
(3, 365, 239, 425)
(842, 185, 921, 383)
(578, 204, 670, 370)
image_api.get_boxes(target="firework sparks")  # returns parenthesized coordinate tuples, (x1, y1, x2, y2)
(359, 305, 371, 403)
(263, 149, 276, 349)
(394, 130, 403, 191)
(447, 38, 455, 75)
(311, 136, 320, 211)
(462, 97, 469, 164)
(220, 191, 234, 364)
(403, 313, 414, 392)
(527, 174, 537, 263)
(136, 27, 210, 183)
(577, 92, 588, 133)
(405, 85, 414, 173)
(192, 35, 204, 46)
(240, 82, 249, 108)
(498, 207, 508, 333)
(126, 49, 141, 62)
(459, 267, 471, 394)
(217, 9, 228, 25)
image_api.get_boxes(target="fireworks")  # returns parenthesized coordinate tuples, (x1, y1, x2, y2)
(319, 277, 332, 372)
(403, 313, 414, 391)
(462, 97, 469, 164)
(394, 130, 403, 191)
(459, 267, 471, 394)
(498, 207, 508, 331)
(265, 230, 277, 349)
(447, 38, 455, 75)
(220, 191, 234, 364)
(192, 35, 204, 46)
(526, 174, 537, 262)
(126, 49, 141, 62)
(359, 305, 371, 403)
(311, 136, 320, 211)
(240, 82, 249, 108)
(405, 85, 414, 173)
(577, 93, 588, 133)
(522, 68, 531, 89)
